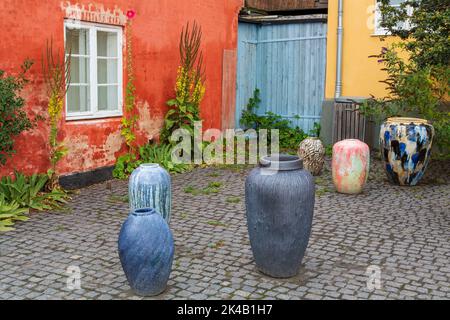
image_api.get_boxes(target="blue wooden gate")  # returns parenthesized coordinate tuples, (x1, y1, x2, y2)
(236, 21, 327, 133)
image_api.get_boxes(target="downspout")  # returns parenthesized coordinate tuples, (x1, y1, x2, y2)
(333, 0, 367, 143)
(335, 0, 344, 100)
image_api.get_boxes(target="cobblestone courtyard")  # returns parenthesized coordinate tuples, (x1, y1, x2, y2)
(0, 157, 449, 300)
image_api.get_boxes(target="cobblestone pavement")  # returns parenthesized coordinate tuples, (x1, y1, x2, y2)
(0, 157, 449, 300)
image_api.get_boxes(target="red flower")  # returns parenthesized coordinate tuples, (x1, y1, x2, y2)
(126, 10, 136, 19)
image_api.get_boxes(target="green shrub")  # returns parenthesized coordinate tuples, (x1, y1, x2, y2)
(113, 143, 192, 179)
(240, 89, 309, 151)
(362, 1, 450, 152)
(0, 60, 37, 165)
(138, 143, 191, 174)
(112, 153, 138, 180)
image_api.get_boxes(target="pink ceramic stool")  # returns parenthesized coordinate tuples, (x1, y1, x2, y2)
(332, 139, 370, 194)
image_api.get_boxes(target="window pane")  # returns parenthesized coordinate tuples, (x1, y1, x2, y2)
(389, 0, 405, 5)
(98, 85, 118, 111)
(70, 57, 89, 84)
(97, 31, 118, 57)
(66, 28, 89, 55)
(67, 86, 90, 113)
(97, 59, 118, 84)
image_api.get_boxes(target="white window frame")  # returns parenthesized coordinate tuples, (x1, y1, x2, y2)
(64, 20, 123, 121)
(374, 0, 413, 36)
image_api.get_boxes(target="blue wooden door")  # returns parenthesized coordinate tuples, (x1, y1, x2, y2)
(236, 21, 327, 133)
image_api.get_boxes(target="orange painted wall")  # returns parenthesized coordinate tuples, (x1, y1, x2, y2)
(0, 0, 243, 176)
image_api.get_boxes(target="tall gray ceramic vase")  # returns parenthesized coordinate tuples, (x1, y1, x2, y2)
(245, 155, 315, 278)
(129, 164, 172, 223)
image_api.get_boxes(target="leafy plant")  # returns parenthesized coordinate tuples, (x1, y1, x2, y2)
(0, 172, 69, 211)
(160, 21, 206, 144)
(42, 39, 71, 190)
(138, 143, 191, 174)
(361, 1, 450, 152)
(184, 185, 199, 195)
(240, 89, 308, 150)
(208, 172, 221, 178)
(112, 153, 138, 180)
(226, 196, 241, 204)
(378, 0, 449, 69)
(325, 144, 333, 157)
(202, 181, 222, 194)
(310, 123, 322, 138)
(113, 143, 192, 179)
(0, 60, 36, 165)
(183, 181, 222, 196)
(0, 195, 29, 232)
(208, 181, 222, 188)
(240, 88, 262, 127)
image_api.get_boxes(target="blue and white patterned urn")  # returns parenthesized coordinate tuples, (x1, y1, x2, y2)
(380, 117, 435, 186)
(129, 164, 172, 223)
(118, 208, 174, 296)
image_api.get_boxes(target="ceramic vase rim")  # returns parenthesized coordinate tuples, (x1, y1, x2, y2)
(341, 139, 361, 142)
(260, 154, 303, 171)
(386, 117, 429, 125)
(131, 208, 158, 217)
(139, 163, 161, 169)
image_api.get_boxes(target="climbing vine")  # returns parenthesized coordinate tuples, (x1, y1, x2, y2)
(113, 10, 139, 179)
(42, 40, 71, 191)
(120, 12, 138, 154)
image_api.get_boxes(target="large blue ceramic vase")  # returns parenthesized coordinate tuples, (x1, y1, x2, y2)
(118, 208, 174, 296)
(129, 164, 171, 223)
(380, 117, 435, 186)
(245, 155, 315, 278)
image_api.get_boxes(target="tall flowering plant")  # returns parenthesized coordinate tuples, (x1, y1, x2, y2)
(42, 39, 71, 190)
(160, 21, 206, 144)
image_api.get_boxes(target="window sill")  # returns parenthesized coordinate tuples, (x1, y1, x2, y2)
(371, 32, 391, 37)
(66, 111, 123, 122)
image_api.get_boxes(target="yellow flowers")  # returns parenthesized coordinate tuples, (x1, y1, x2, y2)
(192, 78, 206, 105)
(175, 66, 205, 106)
(48, 93, 63, 125)
(175, 67, 189, 102)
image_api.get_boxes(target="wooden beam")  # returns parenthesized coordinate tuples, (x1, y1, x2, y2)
(245, 0, 327, 12)
(221, 50, 237, 131)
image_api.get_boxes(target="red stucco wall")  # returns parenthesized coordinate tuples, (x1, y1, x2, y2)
(0, 0, 242, 176)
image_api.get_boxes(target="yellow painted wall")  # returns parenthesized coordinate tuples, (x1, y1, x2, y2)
(325, 0, 396, 99)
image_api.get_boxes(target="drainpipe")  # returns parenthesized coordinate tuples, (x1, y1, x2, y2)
(335, 0, 344, 100)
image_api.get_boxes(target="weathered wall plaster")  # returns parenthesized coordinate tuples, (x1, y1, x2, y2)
(0, 0, 243, 176)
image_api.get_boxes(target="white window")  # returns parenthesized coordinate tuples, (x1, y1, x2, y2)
(374, 0, 413, 36)
(65, 21, 123, 120)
